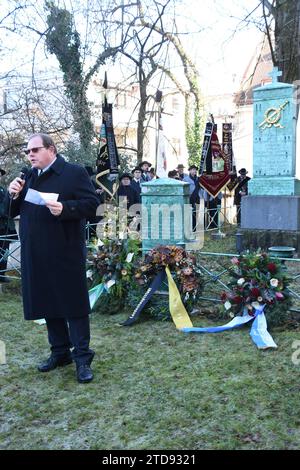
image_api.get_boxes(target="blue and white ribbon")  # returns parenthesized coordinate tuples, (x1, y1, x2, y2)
(89, 283, 105, 310)
(181, 305, 277, 349)
(250, 306, 277, 349)
(89, 279, 117, 310)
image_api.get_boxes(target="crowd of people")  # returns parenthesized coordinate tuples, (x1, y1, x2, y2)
(113, 162, 229, 231)
(83, 161, 250, 232)
(84, 161, 249, 232)
(116, 160, 155, 208)
(167, 163, 223, 231)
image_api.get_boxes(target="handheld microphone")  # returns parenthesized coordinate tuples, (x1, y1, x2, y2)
(10, 167, 29, 199)
(19, 167, 29, 180)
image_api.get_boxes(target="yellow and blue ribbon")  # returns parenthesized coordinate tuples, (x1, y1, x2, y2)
(120, 262, 277, 349)
(165, 266, 193, 329)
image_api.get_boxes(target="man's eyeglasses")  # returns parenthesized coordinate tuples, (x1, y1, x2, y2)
(24, 146, 45, 155)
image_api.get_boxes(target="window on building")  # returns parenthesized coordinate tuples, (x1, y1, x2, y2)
(116, 92, 127, 108)
(115, 132, 126, 147)
(172, 96, 180, 113)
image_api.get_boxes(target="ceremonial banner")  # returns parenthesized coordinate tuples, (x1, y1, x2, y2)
(199, 127, 231, 198)
(96, 72, 119, 176)
(122, 270, 166, 326)
(222, 123, 233, 171)
(97, 98, 119, 175)
(199, 122, 214, 176)
(95, 122, 118, 199)
(156, 116, 167, 178)
(96, 73, 120, 199)
(222, 122, 239, 192)
(96, 123, 110, 174)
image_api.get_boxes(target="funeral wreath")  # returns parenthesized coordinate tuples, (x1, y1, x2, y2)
(220, 251, 292, 327)
(127, 245, 204, 320)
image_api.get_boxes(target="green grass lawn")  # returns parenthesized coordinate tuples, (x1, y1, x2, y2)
(1, 282, 300, 450)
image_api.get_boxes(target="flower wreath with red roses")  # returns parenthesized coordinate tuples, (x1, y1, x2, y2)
(221, 251, 292, 327)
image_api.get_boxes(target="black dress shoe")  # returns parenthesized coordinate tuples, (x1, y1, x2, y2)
(77, 364, 94, 383)
(37, 355, 73, 372)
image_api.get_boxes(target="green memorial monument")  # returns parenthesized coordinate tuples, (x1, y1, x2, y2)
(241, 67, 300, 250)
(141, 178, 191, 253)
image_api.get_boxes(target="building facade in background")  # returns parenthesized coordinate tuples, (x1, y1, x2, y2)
(89, 76, 189, 172)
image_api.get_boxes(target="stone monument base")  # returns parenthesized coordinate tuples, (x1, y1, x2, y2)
(241, 194, 300, 251)
(240, 228, 300, 253)
(241, 195, 300, 231)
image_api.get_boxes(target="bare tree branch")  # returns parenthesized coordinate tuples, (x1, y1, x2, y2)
(262, 0, 276, 17)
(262, 0, 276, 65)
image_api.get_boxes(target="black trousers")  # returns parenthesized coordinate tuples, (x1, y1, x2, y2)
(45, 316, 94, 366)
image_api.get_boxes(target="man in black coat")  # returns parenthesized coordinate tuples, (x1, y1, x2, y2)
(117, 173, 140, 209)
(7, 133, 99, 383)
(131, 167, 142, 203)
(183, 165, 201, 231)
(139, 161, 152, 182)
(234, 168, 251, 225)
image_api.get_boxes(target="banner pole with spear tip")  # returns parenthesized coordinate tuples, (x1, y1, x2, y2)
(95, 72, 120, 201)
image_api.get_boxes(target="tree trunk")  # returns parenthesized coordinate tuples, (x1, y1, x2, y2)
(274, 0, 300, 83)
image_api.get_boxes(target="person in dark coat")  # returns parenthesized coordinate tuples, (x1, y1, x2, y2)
(7, 133, 99, 383)
(1, 168, 17, 282)
(176, 164, 188, 180)
(168, 169, 180, 180)
(131, 167, 142, 202)
(234, 168, 251, 225)
(183, 165, 201, 231)
(117, 173, 140, 209)
(139, 161, 152, 181)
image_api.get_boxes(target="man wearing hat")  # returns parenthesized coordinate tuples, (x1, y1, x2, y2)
(117, 172, 140, 209)
(176, 164, 188, 180)
(183, 165, 201, 231)
(0, 168, 16, 282)
(234, 168, 251, 225)
(131, 167, 142, 202)
(168, 170, 180, 180)
(139, 161, 152, 182)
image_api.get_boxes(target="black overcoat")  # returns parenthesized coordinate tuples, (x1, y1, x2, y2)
(233, 176, 251, 206)
(8, 155, 99, 320)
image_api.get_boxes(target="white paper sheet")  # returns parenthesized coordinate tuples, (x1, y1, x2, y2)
(25, 188, 59, 205)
